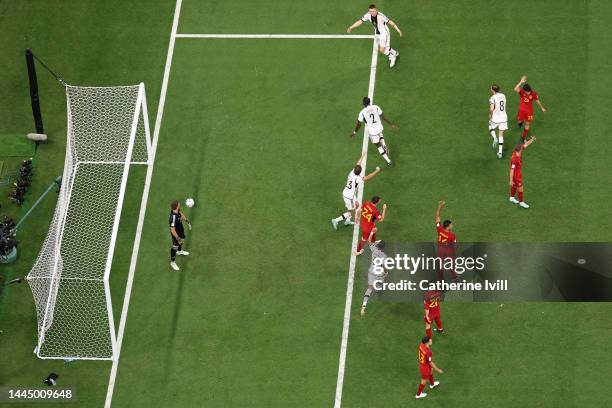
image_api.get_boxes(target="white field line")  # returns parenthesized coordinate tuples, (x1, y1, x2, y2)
(334, 37, 379, 408)
(176, 33, 373, 39)
(103, 0, 183, 407)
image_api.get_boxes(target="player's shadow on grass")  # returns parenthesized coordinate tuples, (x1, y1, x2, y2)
(163, 133, 209, 373)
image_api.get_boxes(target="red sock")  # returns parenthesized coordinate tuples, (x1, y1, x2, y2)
(518, 191, 524, 202)
(417, 383, 425, 396)
(426, 327, 432, 338)
(522, 128, 529, 139)
(429, 375, 435, 385)
(435, 318, 443, 329)
(356, 239, 365, 253)
(510, 186, 517, 197)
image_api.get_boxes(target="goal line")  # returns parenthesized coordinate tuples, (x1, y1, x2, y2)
(176, 33, 374, 39)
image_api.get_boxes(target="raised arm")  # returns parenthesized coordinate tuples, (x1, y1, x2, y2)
(523, 135, 537, 149)
(388, 19, 403, 36)
(347, 19, 363, 33)
(355, 151, 366, 166)
(179, 210, 189, 222)
(363, 166, 381, 182)
(379, 203, 387, 222)
(435, 201, 445, 224)
(514, 75, 527, 93)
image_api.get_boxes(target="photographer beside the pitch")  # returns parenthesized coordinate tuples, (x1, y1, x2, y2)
(169, 200, 190, 271)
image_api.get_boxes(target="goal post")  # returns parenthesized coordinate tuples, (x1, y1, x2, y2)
(26, 83, 151, 360)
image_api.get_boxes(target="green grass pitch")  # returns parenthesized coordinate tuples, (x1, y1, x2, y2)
(1, 0, 612, 407)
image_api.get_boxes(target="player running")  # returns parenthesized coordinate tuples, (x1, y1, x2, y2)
(514, 75, 546, 140)
(355, 196, 387, 255)
(416, 336, 443, 399)
(360, 240, 388, 317)
(350, 97, 398, 166)
(509, 136, 536, 209)
(424, 290, 444, 337)
(346, 4, 403, 68)
(332, 152, 381, 230)
(489, 84, 508, 159)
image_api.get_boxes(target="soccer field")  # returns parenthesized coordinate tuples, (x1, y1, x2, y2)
(1, 1, 612, 407)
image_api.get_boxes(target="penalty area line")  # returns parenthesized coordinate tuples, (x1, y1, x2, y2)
(334, 37, 379, 408)
(104, 0, 183, 407)
(176, 33, 374, 39)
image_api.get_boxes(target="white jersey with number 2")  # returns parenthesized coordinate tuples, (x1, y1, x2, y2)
(358, 104, 384, 135)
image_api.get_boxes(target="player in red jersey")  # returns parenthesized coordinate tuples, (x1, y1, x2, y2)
(509, 136, 536, 209)
(355, 196, 387, 255)
(416, 336, 442, 399)
(514, 75, 546, 140)
(424, 290, 444, 337)
(435, 201, 457, 280)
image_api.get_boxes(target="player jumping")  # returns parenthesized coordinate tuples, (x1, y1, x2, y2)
(509, 136, 536, 209)
(489, 84, 508, 159)
(347, 4, 403, 68)
(332, 152, 381, 230)
(416, 336, 443, 399)
(355, 196, 386, 255)
(424, 290, 444, 337)
(514, 75, 546, 140)
(350, 97, 398, 166)
(360, 240, 388, 317)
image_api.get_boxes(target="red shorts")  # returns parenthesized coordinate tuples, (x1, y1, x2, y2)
(437, 245, 455, 259)
(424, 309, 440, 323)
(517, 110, 534, 123)
(360, 225, 376, 241)
(419, 365, 432, 379)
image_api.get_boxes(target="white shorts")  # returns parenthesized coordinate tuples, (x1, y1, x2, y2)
(375, 30, 390, 49)
(489, 121, 508, 131)
(343, 195, 357, 211)
(369, 133, 383, 144)
(368, 271, 386, 287)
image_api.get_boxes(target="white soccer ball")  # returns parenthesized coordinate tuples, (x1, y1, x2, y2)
(185, 198, 195, 208)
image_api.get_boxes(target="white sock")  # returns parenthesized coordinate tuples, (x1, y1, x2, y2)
(362, 287, 373, 307)
(498, 136, 504, 154)
(333, 216, 343, 223)
(490, 129, 496, 140)
(377, 146, 391, 163)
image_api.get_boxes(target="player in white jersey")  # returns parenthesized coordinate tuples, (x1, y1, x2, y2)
(350, 97, 398, 166)
(361, 240, 388, 317)
(347, 4, 403, 68)
(489, 84, 508, 159)
(331, 152, 381, 230)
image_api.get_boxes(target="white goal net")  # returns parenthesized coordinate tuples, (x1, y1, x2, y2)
(26, 83, 151, 360)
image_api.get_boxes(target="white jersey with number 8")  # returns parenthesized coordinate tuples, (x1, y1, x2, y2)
(489, 93, 508, 124)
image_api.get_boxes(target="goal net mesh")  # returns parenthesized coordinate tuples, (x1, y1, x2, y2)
(26, 84, 151, 360)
